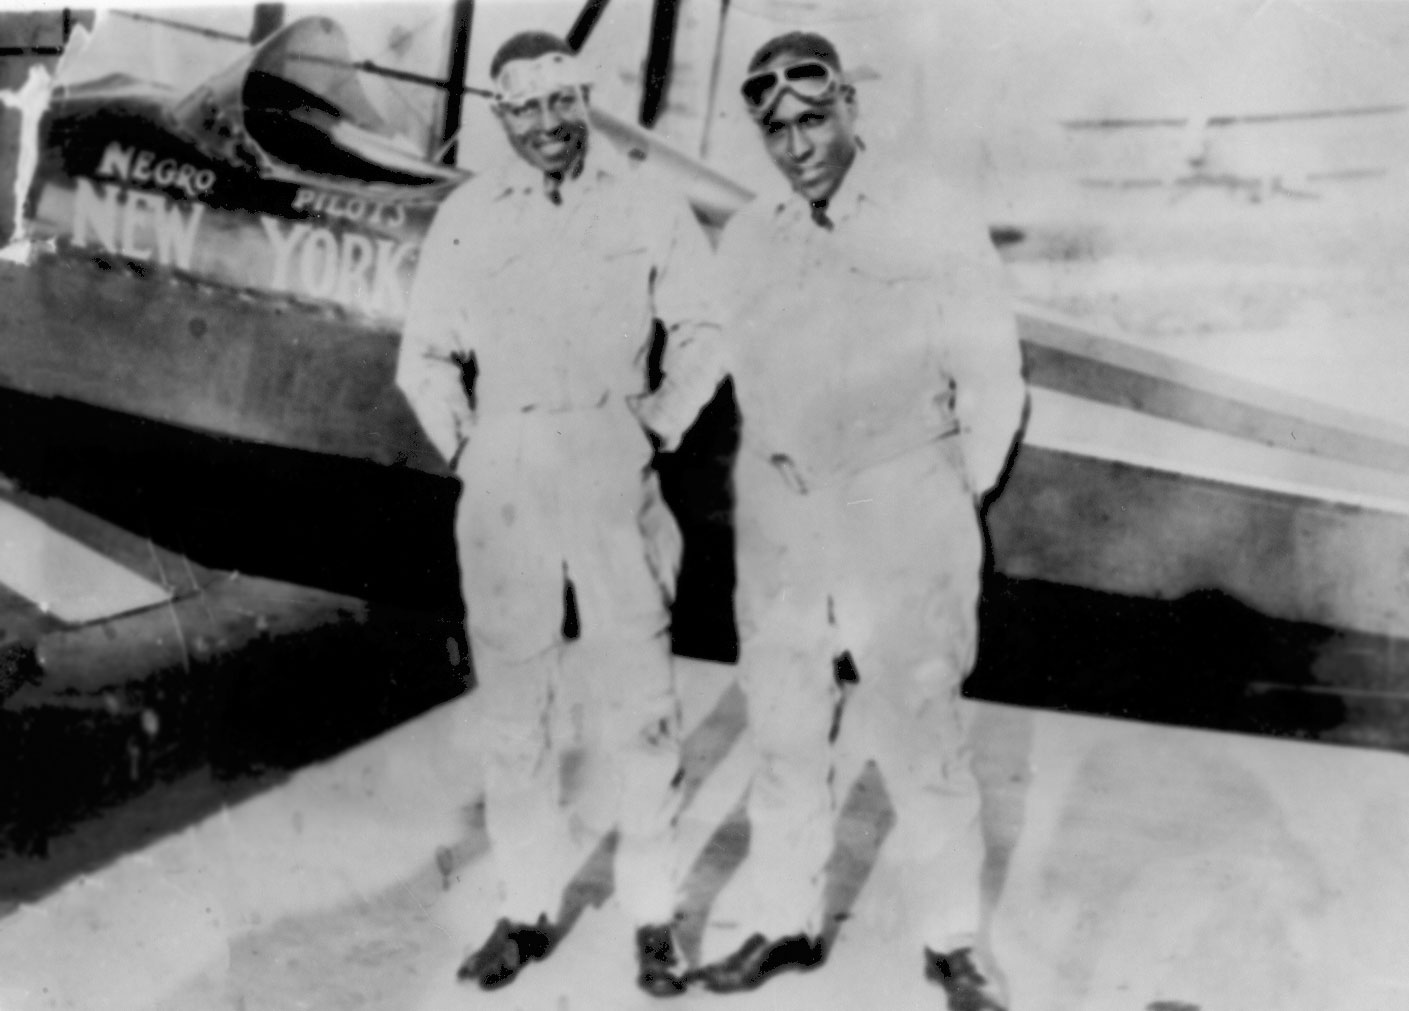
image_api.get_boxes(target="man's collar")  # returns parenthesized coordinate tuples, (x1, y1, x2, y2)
(823, 143, 872, 223)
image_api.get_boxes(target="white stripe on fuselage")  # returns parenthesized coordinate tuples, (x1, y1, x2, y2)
(1025, 386, 1409, 517)
(0, 499, 171, 624)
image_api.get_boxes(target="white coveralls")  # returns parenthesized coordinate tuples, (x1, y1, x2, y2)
(650, 152, 1026, 949)
(396, 144, 718, 927)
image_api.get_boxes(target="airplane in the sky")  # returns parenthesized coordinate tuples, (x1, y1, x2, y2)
(1062, 104, 1404, 203)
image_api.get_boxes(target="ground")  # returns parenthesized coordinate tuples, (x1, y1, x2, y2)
(3, 658, 1408, 1011)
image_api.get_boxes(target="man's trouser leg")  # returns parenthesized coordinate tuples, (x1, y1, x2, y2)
(832, 451, 986, 952)
(455, 433, 584, 925)
(722, 455, 837, 940)
(555, 437, 684, 928)
(734, 632, 838, 939)
(471, 645, 585, 922)
(559, 634, 681, 924)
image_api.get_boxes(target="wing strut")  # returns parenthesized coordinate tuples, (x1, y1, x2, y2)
(440, 0, 475, 166)
(567, 0, 613, 52)
(639, 0, 679, 127)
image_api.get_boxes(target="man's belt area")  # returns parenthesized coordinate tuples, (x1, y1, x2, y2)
(458, 391, 648, 463)
(469, 390, 623, 425)
(514, 389, 616, 415)
(759, 421, 962, 496)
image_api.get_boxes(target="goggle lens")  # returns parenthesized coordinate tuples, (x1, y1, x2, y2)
(741, 72, 779, 108)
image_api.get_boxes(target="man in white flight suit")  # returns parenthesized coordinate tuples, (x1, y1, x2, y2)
(395, 31, 718, 996)
(637, 31, 1026, 1007)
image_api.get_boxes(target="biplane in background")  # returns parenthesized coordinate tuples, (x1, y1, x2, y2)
(3, 2, 1409, 762)
(1061, 103, 1405, 202)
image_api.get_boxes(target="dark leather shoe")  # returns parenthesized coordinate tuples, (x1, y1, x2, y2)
(635, 923, 687, 997)
(457, 915, 558, 989)
(688, 933, 825, 993)
(924, 946, 1008, 1010)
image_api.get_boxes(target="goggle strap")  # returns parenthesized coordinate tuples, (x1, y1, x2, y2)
(494, 53, 591, 106)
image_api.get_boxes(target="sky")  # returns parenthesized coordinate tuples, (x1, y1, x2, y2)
(42, 0, 1409, 215)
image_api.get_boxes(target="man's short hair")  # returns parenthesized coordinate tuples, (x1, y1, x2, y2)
(490, 31, 573, 80)
(747, 30, 843, 75)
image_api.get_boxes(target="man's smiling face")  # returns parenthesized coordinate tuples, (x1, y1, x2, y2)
(497, 82, 590, 178)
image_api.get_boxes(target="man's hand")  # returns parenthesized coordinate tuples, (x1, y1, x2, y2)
(628, 390, 680, 452)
